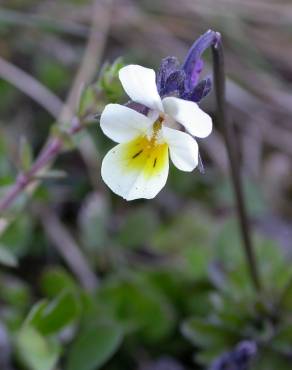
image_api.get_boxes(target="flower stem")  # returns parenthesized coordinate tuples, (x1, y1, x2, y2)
(211, 37, 261, 292)
(0, 123, 83, 215)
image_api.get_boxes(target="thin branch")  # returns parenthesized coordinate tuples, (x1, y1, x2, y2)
(60, 0, 113, 124)
(0, 57, 63, 118)
(0, 7, 89, 38)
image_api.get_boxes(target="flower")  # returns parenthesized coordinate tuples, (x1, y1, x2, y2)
(100, 64, 212, 201)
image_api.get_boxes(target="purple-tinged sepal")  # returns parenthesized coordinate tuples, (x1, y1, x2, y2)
(183, 77, 212, 102)
(156, 56, 181, 94)
(160, 69, 186, 97)
(125, 101, 149, 116)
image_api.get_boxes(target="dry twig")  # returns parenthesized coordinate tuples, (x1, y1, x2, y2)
(38, 207, 98, 291)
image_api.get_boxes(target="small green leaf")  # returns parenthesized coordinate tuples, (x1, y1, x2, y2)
(0, 215, 32, 257)
(78, 86, 97, 117)
(16, 325, 61, 370)
(0, 275, 31, 309)
(19, 136, 33, 171)
(33, 291, 80, 335)
(35, 169, 67, 179)
(66, 322, 123, 370)
(51, 125, 74, 151)
(99, 58, 125, 103)
(24, 300, 48, 327)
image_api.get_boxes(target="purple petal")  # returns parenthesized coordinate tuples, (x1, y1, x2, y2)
(182, 30, 220, 90)
(191, 59, 204, 86)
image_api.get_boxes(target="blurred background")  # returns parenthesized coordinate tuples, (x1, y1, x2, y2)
(1, 0, 292, 369)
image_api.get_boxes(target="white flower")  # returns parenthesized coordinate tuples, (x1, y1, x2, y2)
(100, 64, 212, 201)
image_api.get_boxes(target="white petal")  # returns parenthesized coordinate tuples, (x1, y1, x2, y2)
(162, 126, 198, 172)
(101, 137, 169, 201)
(162, 97, 212, 138)
(100, 104, 153, 143)
(119, 65, 163, 112)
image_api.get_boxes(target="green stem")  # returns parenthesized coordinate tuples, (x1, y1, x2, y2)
(211, 38, 262, 292)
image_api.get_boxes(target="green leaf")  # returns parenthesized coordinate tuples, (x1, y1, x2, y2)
(66, 322, 123, 370)
(181, 317, 238, 350)
(19, 136, 33, 171)
(0, 215, 33, 257)
(0, 244, 18, 267)
(24, 300, 48, 327)
(16, 325, 61, 370)
(97, 273, 174, 341)
(32, 291, 80, 335)
(41, 267, 77, 298)
(78, 86, 97, 117)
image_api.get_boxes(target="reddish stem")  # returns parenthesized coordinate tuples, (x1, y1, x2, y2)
(0, 122, 83, 214)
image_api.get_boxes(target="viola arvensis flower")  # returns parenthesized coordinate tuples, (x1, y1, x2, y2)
(100, 30, 219, 201)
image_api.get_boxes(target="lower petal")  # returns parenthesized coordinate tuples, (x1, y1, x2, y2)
(101, 136, 169, 201)
(162, 126, 198, 171)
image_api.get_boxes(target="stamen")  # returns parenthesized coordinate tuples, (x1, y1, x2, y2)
(150, 114, 165, 144)
(153, 158, 157, 167)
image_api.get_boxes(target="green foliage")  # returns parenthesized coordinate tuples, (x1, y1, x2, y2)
(0, 215, 33, 256)
(116, 206, 159, 248)
(78, 57, 125, 118)
(1, 8, 292, 369)
(96, 272, 175, 342)
(182, 226, 292, 368)
(29, 291, 80, 335)
(66, 321, 123, 370)
(15, 290, 79, 370)
(98, 58, 126, 103)
(16, 325, 61, 370)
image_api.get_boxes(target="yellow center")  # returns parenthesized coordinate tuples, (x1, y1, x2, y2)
(121, 119, 168, 178)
